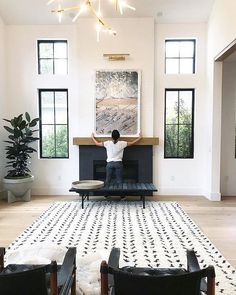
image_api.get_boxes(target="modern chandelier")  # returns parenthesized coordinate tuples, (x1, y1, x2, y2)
(47, 0, 136, 41)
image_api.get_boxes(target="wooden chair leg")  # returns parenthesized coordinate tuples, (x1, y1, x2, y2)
(50, 261, 58, 295)
(0, 247, 5, 272)
(101, 260, 109, 295)
(207, 276, 215, 295)
(207, 266, 216, 295)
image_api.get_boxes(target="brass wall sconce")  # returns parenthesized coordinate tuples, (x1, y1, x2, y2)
(103, 53, 130, 61)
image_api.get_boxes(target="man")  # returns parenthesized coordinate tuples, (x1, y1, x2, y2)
(92, 130, 141, 185)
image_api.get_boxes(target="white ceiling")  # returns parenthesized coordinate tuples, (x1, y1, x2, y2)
(0, 0, 215, 25)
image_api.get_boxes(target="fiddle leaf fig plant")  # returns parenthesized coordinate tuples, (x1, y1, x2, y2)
(3, 112, 40, 178)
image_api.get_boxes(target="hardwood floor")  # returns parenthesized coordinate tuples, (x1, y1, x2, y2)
(0, 195, 236, 268)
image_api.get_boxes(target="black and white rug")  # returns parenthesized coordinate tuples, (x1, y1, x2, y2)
(6, 201, 236, 295)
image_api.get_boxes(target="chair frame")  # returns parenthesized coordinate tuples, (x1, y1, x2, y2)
(0, 247, 76, 295)
(100, 248, 215, 295)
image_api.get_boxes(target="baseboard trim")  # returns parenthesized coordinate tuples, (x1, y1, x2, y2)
(205, 191, 221, 201)
(32, 188, 73, 195)
(157, 187, 203, 196)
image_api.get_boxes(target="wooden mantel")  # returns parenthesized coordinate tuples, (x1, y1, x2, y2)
(73, 137, 159, 146)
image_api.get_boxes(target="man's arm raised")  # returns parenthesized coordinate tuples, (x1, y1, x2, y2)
(127, 133, 142, 146)
(91, 133, 104, 147)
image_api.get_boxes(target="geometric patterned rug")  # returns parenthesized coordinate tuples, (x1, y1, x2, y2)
(6, 201, 236, 294)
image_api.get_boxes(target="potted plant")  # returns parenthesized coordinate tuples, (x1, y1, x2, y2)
(2, 112, 39, 203)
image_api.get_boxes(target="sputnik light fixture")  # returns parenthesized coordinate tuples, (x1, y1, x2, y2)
(47, 0, 136, 41)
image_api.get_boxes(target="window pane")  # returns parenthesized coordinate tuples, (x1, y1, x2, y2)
(56, 125, 68, 157)
(41, 92, 54, 124)
(54, 42, 67, 58)
(41, 125, 55, 158)
(179, 42, 194, 57)
(164, 89, 194, 158)
(180, 59, 193, 74)
(166, 59, 179, 74)
(38, 40, 68, 75)
(39, 89, 69, 158)
(165, 125, 178, 157)
(166, 91, 178, 124)
(166, 41, 179, 57)
(39, 59, 53, 74)
(165, 40, 195, 75)
(39, 43, 53, 58)
(178, 125, 192, 157)
(55, 92, 67, 124)
(54, 59, 67, 75)
(179, 91, 192, 124)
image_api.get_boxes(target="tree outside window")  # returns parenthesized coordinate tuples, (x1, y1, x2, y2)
(39, 89, 69, 158)
(164, 89, 194, 158)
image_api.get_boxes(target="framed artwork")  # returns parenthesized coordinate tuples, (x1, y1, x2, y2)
(95, 70, 141, 136)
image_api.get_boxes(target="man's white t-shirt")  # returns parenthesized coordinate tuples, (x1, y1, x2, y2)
(104, 140, 128, 162)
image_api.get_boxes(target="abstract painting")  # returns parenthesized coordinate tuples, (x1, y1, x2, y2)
(95, 70, 140, 136)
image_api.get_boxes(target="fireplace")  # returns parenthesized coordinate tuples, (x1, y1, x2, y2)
(93, 160, 139, 183)
(79, 145, 153, 183)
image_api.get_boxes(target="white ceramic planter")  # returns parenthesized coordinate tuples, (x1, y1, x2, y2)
(3, 175, 34, 203)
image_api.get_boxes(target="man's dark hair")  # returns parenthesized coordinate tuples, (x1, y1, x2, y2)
(112, 130, 120, 142)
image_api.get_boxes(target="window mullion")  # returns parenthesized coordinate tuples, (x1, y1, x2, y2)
(54, 91, 57, 157)
(53, 42, 55, 74)
(177, 91, 180, 157)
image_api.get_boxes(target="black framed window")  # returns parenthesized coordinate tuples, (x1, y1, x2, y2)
(37, 40, 68, 75)
(164, 89, 194, 158)
(165, 39, 196, 74)
(39, 89, 69, 158)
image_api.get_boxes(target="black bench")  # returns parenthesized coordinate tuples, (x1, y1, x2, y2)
(69, 182, 157, 209)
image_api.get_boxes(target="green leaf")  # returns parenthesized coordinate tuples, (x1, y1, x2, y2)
(25, 112, 31, 122)
(29, 118, 39, 127)
(19, 120, 27, 130)
(14, 129, 22, 138)
(25, 128, 33, 136)
(15, 114, 23, 126)
(4, 126, 14, 134)
(9, 135, 16, 141)
(3, 118, 11, 123)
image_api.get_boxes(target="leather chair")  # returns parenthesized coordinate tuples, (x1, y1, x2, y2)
(100, 248, 215, 295)
(0, 247, 76, 295)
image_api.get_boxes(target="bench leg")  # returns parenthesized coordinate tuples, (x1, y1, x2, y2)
(81, 194, 86, 209)
(140, 196, 145, 209)
(80, 193, 90, 209)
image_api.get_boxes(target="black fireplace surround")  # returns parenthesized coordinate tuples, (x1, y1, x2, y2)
(79, 145, 153, 183)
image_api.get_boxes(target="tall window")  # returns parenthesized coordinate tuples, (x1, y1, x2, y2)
(39, 89, 69, 158)
(37, 40, 68, 75)
(164, 89, 194, 158)
(165, 39, 196, 74)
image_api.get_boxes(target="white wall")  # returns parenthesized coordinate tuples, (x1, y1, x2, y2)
(206, 0, 236, 200)
(154, 23, 208, 195)
(3, 2, 236, 197)
(4, 18, 155, 195)
(221, 61, 236, 195)
(0, 16, 6, 195)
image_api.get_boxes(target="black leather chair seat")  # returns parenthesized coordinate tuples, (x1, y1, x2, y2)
(121, 266, 187, 276)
